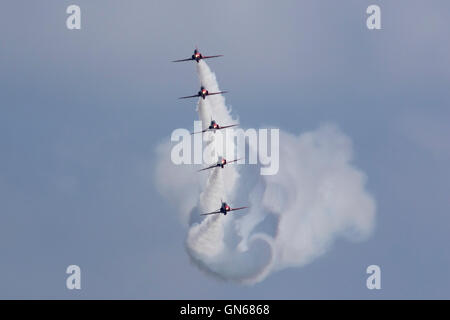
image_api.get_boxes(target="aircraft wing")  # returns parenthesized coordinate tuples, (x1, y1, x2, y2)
(178, 94, 200, 99)
(207, 91, 228, 96)
(197, 164, 218, 172)
(226, 158, 241, 164)
(230, 206, 249, 212)
(172, 58, 193, 62)
(200, 210, 221, 216)
(191, 128, 209, 135)
(218, 124, 238, 130)
(203, 55, 223, 59)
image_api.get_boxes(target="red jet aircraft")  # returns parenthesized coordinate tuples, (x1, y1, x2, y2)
(198, 157, 241, 172)
(179, 86, 228, 100)
(173, 47, 223, 63)
(191, 119, 238, 135)
(201, 201, 248, 216)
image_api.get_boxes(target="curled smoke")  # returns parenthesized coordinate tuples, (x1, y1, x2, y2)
(155, 61, 376, 284)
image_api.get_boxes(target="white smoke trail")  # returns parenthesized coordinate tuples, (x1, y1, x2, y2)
(155, 61, 376, 284)
(184, 61, 245, 279)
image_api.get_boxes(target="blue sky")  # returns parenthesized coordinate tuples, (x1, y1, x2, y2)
(0, 0, 449, 298)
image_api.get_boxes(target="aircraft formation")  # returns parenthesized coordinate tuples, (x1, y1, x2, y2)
(173, 47, 248, 217)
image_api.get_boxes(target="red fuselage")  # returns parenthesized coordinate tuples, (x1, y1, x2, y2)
(221, 203, 231, 214)
(192, 52, 203, 62)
